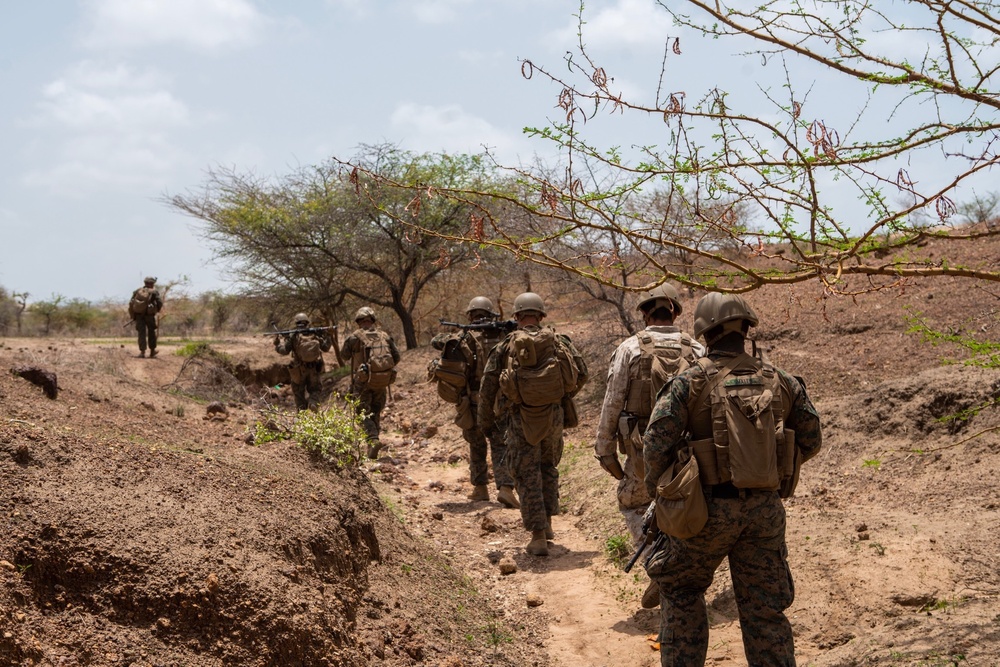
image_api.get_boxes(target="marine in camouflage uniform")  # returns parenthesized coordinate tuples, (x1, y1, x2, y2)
(432, 296, 518, 508)
(342, 306, 401, 459)
(130, 276, 163, 358)
(594, 283, 705, 546)
(642, 293, 822, 666)
(273, 313, 333, 412)
(478, 292, 588, 557)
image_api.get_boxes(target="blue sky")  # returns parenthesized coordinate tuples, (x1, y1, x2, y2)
(2, 0, 689, 303)
(2, 1, 987, 304)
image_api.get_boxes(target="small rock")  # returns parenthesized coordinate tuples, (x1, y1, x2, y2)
(432, 512, 444, 521)
(855, 523, 868, 532)
(0, 560, 15, 571)
(447, 453, 462, 465)
(499, 557, 517, 575)
(526, 593, 543, 607)
(857, 532, 870, 541)
(428, 480, 444, 491)
(205, 572, 220, 594)
(485, 550, 503, 565)
(480, 516, 500, 533)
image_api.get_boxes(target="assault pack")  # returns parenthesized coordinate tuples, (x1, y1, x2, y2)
(129, 287, 157, 317)
(294, 333, 325, 363)
(499, 327, 580, 407)
(353, 329, 397, 390)
(624, 331, 696, 417)
(427, 333, 478, 404)
(687, 354, 798, 496)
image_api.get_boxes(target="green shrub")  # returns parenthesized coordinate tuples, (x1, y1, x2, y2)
(251, 396, 368, 469)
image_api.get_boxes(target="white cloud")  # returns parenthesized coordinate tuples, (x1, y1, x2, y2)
(408, 0, 473, 25)
(389, 102, 527, 160)
(550, 0, 676, 50)
(82, 0, 266, 51)
(24, 61, 190, 195)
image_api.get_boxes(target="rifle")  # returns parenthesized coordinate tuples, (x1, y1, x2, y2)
(624, 500, 666, 573)
(439, 318, 517, 335)
(257, 325, 337, 337)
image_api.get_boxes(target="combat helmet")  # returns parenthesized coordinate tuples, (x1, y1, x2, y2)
(636, 283, 683, 317)
(692, 293, 759, 342)
(293, 312, 310, 328)
(143, 276, 156, 286)
(354, 306, 376, 323)
(512, 292, 546, 317)
(465, 296, 497, 317)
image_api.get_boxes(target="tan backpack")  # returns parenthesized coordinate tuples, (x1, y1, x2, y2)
(294, 334, 324, 363)
(353, 329, 397, 390)
(687, 354, 797, 494)
(427, 333, 477, 404)
(625, 332, 695, 417)
(499, 327, 579, 407)
(129, 287, 156, 316)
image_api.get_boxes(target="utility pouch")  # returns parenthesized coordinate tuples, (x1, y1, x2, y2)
(654, 448, 708, 539)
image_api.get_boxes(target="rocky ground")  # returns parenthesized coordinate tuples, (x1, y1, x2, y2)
(1, 234, 999, 666)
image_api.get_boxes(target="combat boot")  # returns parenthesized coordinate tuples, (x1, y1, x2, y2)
(526, 530, 549, 556)
(496, 485, 519, 509)
(139, 350, 146, 358)
(545, 518, 555, 540)
(641, 580, 661, 609)
(468, 485, 489, 501)
(366, 440, 382, 459)
(149, 349, 158, 358)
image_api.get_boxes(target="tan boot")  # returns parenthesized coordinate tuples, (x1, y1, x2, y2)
(468, 485, 489, 501)
(366, 440, 382, 459)
(526, 530, 549, 556)
(545, 518, 555, 540)
(149, 348, 158, 358)
(497, 485, 520, 509)
(641, 580, 661, 609)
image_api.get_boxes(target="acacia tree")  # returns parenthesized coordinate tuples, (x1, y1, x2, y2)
(169, 144, 496, 349)
(342, 1, 1000, 297)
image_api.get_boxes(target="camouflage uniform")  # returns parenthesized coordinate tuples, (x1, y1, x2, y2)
(431, 326, 514, 490)
(130, 282, 163, 357)
(274, 330, 332, 411)
(594, 325, 704, 545)
(342, 326, 401, 447)
(478, 325, 588, 532)
(642, 352, 822, 666)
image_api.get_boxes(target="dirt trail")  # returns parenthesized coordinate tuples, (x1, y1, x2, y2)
(372, 426, 757, 667)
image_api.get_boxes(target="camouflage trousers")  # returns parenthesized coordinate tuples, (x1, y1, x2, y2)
(506, 404, 564, 531)
(350, 383, 388, 443)
(135, 315, 157, 353)
(464, 414, 513, 488)
(646, 490, 795, 667)
(289, 361, 325, 412)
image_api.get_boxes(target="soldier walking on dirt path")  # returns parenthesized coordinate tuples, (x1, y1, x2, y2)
(432, 296, 519, 509)
(343, 307, 400, 460)
(642, 292, 822, 666)
(594, 283, 704, 609)
(273, 313, 333, 412)
(478, 292, 588, 557)
(128, 276, 163, 358)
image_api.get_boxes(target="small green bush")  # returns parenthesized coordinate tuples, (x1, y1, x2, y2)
(251, 395, 368, 469)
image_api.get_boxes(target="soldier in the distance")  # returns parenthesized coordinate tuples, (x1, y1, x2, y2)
(273, 313, 333, 411)
(128, 276, 163, 358)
